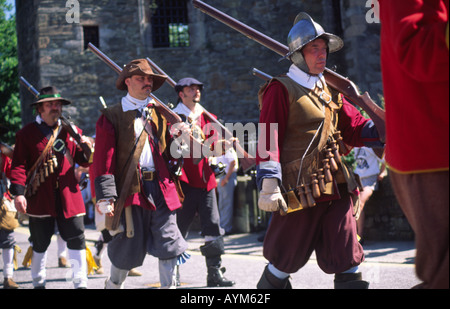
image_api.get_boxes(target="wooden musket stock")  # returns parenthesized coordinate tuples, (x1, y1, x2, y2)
(145, 57, 256, 172)
(192, 0, 385, 142)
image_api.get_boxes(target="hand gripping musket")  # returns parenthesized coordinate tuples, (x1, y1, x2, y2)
(192, 0, 386, 142)
(19, 77, 92, 161)
(145, 57, 256, 172)
(87, 43, 204, 164)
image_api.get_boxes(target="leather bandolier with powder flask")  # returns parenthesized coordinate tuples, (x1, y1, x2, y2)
(259, 76, 361, 213)
(24, 125, 60, 197)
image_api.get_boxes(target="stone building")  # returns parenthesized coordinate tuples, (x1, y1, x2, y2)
(16, 0, 411, 240)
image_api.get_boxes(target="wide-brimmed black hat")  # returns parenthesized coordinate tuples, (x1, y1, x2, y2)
(32, 86, 71, 106)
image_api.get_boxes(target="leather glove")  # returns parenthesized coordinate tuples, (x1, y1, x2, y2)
(258, 178, 288, 214)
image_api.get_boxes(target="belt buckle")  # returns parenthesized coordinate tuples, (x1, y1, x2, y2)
(143, 171, 154, 181)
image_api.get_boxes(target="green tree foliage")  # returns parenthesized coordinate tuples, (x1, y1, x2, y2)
(0, 0, 21, 145)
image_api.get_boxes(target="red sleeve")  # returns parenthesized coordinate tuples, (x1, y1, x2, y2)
(1, 153, 12, 179)
(92, 115, 117, 178)
(379, 0, 449, 82)
(338, 98, 370, 147)
(9, 129, 28, 190)
(203, 113, 220, 146)
(256, 80, 290, 164)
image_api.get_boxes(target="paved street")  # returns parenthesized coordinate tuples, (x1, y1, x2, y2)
(2, 223, 420, 290)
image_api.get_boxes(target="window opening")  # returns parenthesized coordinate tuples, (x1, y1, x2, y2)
(151, 0, 190, 48)
(83, 25, 99, 50)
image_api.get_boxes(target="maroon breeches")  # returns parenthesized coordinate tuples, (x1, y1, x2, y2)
(263, 186, 364, 274)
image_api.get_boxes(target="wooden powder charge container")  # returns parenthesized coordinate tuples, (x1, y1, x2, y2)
(311, 173, 321, 199)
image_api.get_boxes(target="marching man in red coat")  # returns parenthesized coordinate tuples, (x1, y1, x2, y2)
(379, 0, 449, 288)
(92, 59, 188, 289)
(10, 87, 93, 289)
(255, 13, 383, 289)
(172, 78, 235, 287)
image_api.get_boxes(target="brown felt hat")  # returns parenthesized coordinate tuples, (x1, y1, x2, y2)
(116, 59, 167, 91)
(32, 86, 71, 106)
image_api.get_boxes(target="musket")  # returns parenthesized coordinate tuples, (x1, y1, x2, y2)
(192, 0, 385, 142)
(252, 68, 273, 82)
(146, 57, 256, 172)
(99, 96, 108, 109)
(19, 77, 93, 161)
(87, 43, 204, 164)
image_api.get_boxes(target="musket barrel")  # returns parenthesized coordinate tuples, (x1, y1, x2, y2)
(19, 76, 40, 98)
(146, 57, 177, 87)
(87, 43, 122, 74)
(252, 68, 272, 81)
(192, 0, 288, 57)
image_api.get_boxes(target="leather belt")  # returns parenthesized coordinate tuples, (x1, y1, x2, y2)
(142, 170, 156, 181)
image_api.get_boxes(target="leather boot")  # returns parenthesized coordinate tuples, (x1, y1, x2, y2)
(334, 272, 369, 289)
(200, 237, 235, 287)
(256, 265, 292, 289)
(207, 266, 235, 287)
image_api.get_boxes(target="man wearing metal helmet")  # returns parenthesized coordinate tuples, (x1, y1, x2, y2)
(255, 13, 383, 289)
(92, 59, 188, 289)
(172, 77, 235, 287)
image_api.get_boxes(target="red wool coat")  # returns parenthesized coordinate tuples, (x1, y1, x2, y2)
(10, 122, 89, 218)
(379, 0, 449, 173)
(92, 111, 182, 212)
(1, 153, 11, 179)
(1, 153, 12, 200)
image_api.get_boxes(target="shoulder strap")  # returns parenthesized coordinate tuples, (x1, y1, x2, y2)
(107, 126, 148, 232)
(26, 125, 59, 179)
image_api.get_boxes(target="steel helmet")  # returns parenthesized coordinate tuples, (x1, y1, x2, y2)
(285, 13, 344, 73)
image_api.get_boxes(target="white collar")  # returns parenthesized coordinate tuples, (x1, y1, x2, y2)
(286, 64, 327, 90)
(121, 93, 153, 112)
(173, 102, 204, 121)
(36, 115, 61, 127)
